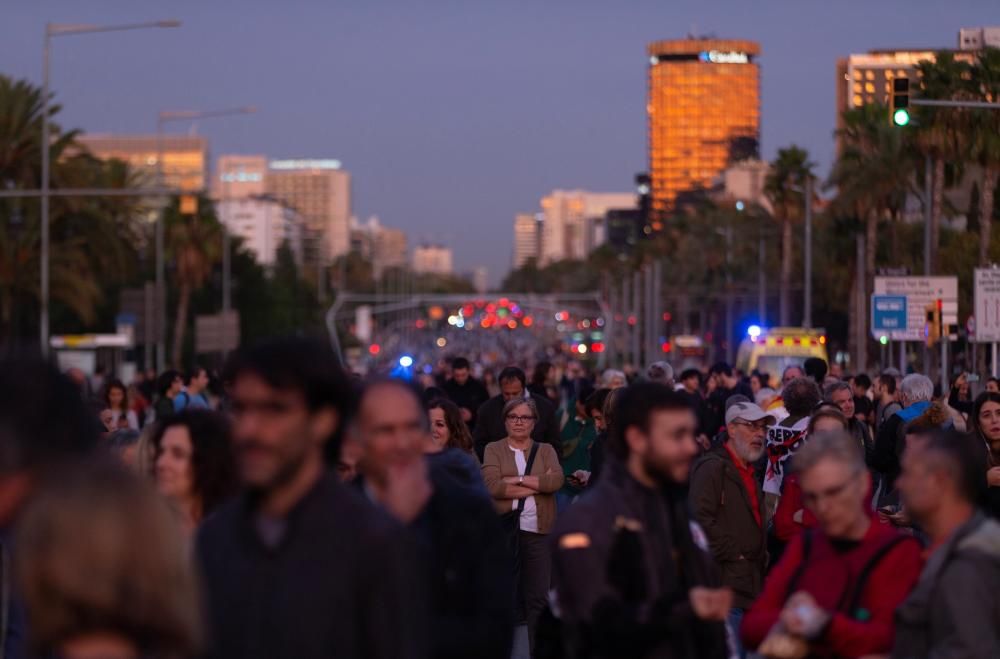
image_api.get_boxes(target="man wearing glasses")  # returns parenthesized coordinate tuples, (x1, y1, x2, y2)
(690, 401, 774, 657)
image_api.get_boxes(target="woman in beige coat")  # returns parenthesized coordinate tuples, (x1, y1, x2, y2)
(482, 396, 564, 655)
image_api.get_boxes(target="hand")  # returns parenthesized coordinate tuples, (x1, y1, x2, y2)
(988, 467, 1000, 488)
(502, 476, 522, 485)
(380, 458, 433, 524)
(688, 586, 732, 622)
(460, 407, 473, 422)
(885, 510, 910, 527)
(696, 434, 712, 451)
(572, 470, 590, 486)
(792, 509, 804, 524)
(780, 592, 830, 639)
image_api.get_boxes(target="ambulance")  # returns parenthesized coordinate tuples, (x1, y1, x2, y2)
(735, 326, 828, 376)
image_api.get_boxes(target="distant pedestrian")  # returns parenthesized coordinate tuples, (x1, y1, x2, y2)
(153, 369, 183, 421)
(101, 378, 139, 430)
(174, 366, 210, 412)
(442, 357, 490, 429)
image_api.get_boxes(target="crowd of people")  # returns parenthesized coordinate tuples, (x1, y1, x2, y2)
(1, 341, 1000, 658)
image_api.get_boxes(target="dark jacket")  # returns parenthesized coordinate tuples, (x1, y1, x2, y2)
(196, 472, 429, 659)
(426, 448, 487, 499)
(442, 377, 490, 428)
(688, 445, 767, 609)
(893, 512, 1000, 659)
(407, 467, 515, 659)
(872, 401, 931, 505)
(546, 459, 728, 659)
(473, 393, 560, 461)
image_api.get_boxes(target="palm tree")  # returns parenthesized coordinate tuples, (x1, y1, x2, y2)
(765, 146, 815, 326)
(167, 198, 222, 365)
(971, 48, 1000, 266)
(915, 52, 976, 273)
(0, 75, 144, 341)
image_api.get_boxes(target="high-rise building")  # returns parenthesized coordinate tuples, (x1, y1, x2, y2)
(512, 213, 541, 268)
(213, 155, 267, 200)
(647, 39, 761, 220)
(350, 216, 407, 278)
(265, 159, 351, 265)
(412, 245, 454, 275)
(539, 190, 635, 265)
(77, 134, 208, 192)
(959, 26, 1000, 50)
(720, 159, 772, 213)
(217, 196, 304, 267)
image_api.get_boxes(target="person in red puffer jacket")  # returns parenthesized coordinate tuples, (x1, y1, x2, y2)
(743, 431, 922, 658)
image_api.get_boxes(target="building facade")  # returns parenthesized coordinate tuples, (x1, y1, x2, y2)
(351, 216, 408, 278)
(647, 39, 761, 221)
(265, 159, 351, 265)
(412, 245, 454, 275)
(512, 213, 541, 268)
(539, 190, 635, 265)
(213, 155, 268, 200)
(217, 196, 304, 268)
(77, 134, 208, 192)
(959, 26, 1000, 50)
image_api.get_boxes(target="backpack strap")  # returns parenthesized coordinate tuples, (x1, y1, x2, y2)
(842, 534, 909, 620)
(784, 529, 814, 601)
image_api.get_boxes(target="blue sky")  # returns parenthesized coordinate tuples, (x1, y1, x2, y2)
(2, 0, 997, 283)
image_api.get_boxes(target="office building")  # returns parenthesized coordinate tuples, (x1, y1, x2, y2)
(959, 26, 1000, 50)
(539, 190, 635, 265)
(351, 216, 408, 278)
(213, 155, 267, 200)
(647, 39, 761, 220)
(217, 196, 304, 267)
(719, 159, 773, 213)
(77, 134, 208, 192)
(265, 159, 351, 265)
(512, 213, 541, 268)
(412, 245, 454, 275)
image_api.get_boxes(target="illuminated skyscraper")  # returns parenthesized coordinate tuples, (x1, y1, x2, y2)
(265, 159, 351, 264)
(647, 39, 760, 221)
(77, 134, 208, 192)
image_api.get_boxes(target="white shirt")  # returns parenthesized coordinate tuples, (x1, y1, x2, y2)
(509, 445, 538, 533)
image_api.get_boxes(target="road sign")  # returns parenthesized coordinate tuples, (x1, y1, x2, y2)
(873, 276, 958, 341)
(974, 269, 1000, 343)
(195, 311, 240, 354)
(871, 295, 907, 338)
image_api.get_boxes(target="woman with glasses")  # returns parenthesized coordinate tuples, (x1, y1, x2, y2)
(743, 431, 922, 658)
(481, 396, 563, 656)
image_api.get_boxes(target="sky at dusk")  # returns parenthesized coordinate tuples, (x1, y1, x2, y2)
(2, 1, 998, 284)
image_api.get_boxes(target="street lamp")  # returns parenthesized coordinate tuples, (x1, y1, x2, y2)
(154, 106, 256, 368)
(40, 19, 180, 355)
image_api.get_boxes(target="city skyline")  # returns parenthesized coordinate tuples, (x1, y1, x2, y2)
(2, 1, 998, 284)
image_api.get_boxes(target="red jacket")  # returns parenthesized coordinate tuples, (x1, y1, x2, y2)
(773, 475, 818, 542)
(742, 518, 922, 657)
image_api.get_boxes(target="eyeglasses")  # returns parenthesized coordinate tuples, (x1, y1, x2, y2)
(801, 473, 860, 507)
(732, 420, 768, 432)
(506, 415, 536, 424)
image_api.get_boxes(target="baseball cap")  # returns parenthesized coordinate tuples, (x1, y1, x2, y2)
(725, 401, 776, 426)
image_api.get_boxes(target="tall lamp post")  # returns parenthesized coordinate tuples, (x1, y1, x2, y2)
(155, 106, 255, 369)
(40, 20, 180, 355)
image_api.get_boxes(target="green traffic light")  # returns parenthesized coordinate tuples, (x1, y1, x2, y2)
(879, 335, 889, 345)
(893, 108, 910, 127)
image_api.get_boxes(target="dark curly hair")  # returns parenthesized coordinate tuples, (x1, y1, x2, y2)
(151, 410, 237, 518)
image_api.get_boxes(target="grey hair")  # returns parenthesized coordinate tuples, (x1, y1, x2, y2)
(602, 369, 627, 387)
(791, 430, 865, 476)
(502, 396, 539, 421)
(646, 361, 674, 385)
(823, 380, 852, 401)
(900, 374, 934, 405)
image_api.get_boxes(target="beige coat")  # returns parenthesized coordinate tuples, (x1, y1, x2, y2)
(481, 439, 563, 534)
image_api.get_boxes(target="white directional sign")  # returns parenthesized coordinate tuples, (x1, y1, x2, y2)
(873, 276, 958, 341)
(974, 269, 1000, 343)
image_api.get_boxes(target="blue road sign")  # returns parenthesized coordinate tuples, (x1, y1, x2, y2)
(871, 295, 907, 336)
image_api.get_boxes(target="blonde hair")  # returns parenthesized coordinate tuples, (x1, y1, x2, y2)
(15, 460, 202, 657)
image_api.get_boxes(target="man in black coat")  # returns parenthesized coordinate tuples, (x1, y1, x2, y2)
(473, 366, 561, 461)
(441, 357, 490, 429)
(351, 379, 514, 659)
(545, 383, 731, 658)
(197, 338, 428, 659)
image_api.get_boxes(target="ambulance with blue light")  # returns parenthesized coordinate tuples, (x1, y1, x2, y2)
(735, 326, 829, 376)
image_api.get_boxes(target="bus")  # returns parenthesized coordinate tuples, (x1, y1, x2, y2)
(735, 326, 828, 377)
